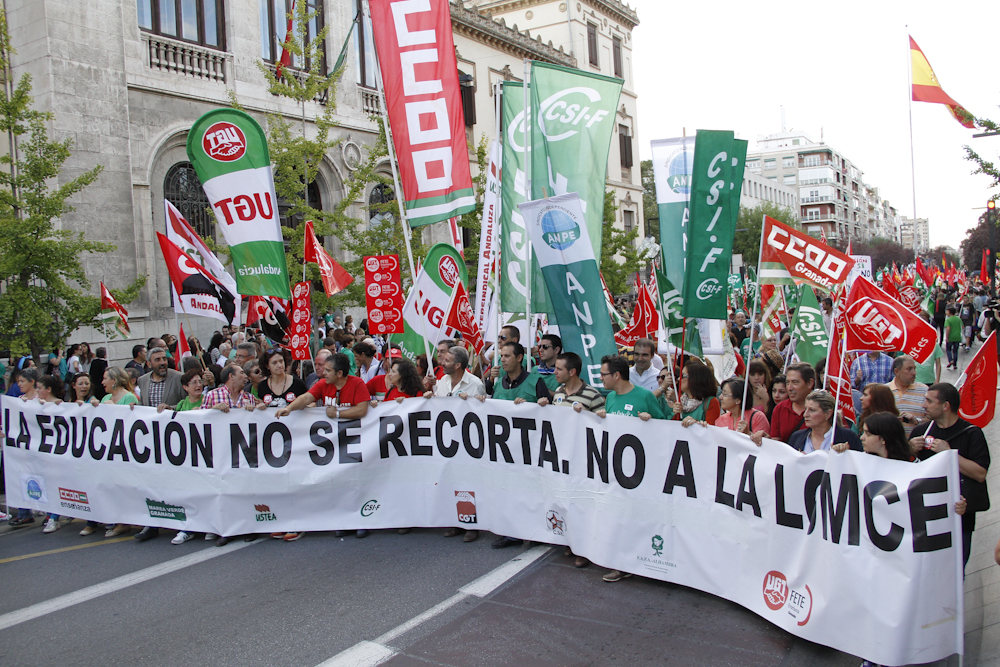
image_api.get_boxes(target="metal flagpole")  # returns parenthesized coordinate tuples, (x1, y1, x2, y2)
(830, 327, 848, 431)
(522, 58, 533, 372)
(492, 81, 504, 370)
(740, 215, 768, 411)
(906, 26, 918, 221)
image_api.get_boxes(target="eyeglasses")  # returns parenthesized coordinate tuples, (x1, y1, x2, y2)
(538, 344, 552, 350)
(498, 335, 508, 341)
(599, 370, 613, 377)
(657, 375, 668, 382)
(681, 374, 689, 379)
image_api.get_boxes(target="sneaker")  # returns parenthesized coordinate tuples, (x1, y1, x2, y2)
(602, 570, 633, 582)
(104, 524, 128, 537)
(0, 511, 8, 521)
(43, 518, 61, 533)
(271, 532, 286, 539)
(171, 531, 194, 545)
(282, 532, 304, 542)
(205, 533, 219, 540)
(79, 525, 98, 536)
(8, 516, 35, 527)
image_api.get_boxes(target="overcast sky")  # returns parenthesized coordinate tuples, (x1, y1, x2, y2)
(629, 0, 997, 254)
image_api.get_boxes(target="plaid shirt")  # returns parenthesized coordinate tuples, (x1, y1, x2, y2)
(850, 353, 894, 390)
(202, 385, 256, 410)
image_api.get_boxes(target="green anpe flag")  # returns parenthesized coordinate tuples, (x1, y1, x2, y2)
(791, 287, 830, 366)
(187, 109, 291, 299)
(650, 137, 695, 293)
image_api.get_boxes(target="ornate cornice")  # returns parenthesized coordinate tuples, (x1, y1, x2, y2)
(471, 0, 639, 29)
(451, 2, 577, 67)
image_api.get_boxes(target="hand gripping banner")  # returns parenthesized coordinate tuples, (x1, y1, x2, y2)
(187, 109, 291, 299)
(3, 395, 964, 666)
(368, 0, 475, 227)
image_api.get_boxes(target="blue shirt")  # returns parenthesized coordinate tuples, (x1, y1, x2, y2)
(850, 353, 894, 390)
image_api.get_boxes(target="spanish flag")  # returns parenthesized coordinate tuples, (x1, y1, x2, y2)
(910, 36, 974, 128)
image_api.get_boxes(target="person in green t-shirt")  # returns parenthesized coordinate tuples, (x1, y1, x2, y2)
(159, 369, 205, 412)
(595, 354, 665, 421)
(944, 306, 963, 370)
(916, 343, 944, 385)
(480, 341, 548, 404)
(534, 334, 562, 393)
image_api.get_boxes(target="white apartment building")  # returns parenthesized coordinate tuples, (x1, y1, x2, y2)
(900, 217, 930, 254)
(740, 170, 798, 215)
(746, 131, 901, 246)
(4, 0, 622, 354)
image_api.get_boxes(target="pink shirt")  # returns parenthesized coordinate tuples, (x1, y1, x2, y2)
(715, 408, 769, 434)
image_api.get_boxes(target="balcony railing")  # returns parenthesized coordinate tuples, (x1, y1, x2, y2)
(143, 33, 228, 83)
(800, 195, 832, 203)
(360, 87, 381, 115)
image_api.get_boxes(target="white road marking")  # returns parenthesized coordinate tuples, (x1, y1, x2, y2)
(0, 539, 259, 632)
(317, 545, 552, 667)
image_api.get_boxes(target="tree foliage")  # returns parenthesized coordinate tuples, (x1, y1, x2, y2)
(600, 190, 644, 295)
(0, 11, 143, 365)
(959, 212, 990, 271)
(640, 159, 658, 241)
(837, 237, 915, 273)
(733, 202, 800, 268)
(962, 110, 999, 203)
(923, 245, 961, 270)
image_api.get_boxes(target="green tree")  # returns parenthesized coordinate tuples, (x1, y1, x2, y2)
(0, 12, 143, 366)
(732, 202, 800, 268)
(640, 159, 659, 241)
(600, 190, 644, 295)
(959, 212, 990, 271)
(923, 245, 961, 271)
(962, 111, 998, 204)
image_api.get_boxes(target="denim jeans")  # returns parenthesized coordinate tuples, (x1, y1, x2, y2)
(946, 341, 960, 366)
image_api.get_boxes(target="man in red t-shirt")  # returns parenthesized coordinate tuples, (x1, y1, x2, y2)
(752, 362, 815, 445)
(276, 353, 371, 539)
(276, 353, 370, 421)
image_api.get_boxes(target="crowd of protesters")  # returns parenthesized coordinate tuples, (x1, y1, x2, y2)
(3, 290, 997, 583)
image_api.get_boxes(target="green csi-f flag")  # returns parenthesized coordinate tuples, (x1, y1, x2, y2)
(396, 243, 468, 364)
(519, 193, 616, 388)
(529, 62, 623, 258)
(682, 131, 747, 319)
(652, 267, 702, 358)
(650, 137, 695, 291)
(498, 81, 552, 315)
(187, 109, 291, 299)
(791, 287, 829, 366)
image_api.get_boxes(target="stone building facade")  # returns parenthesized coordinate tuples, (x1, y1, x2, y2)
(5, 0, 635, 359)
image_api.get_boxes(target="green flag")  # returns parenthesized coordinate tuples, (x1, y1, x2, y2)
(498, 81, 552, 315)
(187, 109, 291, 299)
(682, 131, 747, 318)
(528, 62, 623, 257)
(652, 267, 702, 358)
(395, 244, 468, 364)
(520, 193, 616, 388)
(790, 287, 829, 366)
(650, 137, 695, 292)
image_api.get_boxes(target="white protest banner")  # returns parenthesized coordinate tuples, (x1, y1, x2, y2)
(848, 254, 872, 286)
(2, 396, 963, 666)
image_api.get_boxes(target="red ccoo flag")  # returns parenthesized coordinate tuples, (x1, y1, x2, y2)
(843, 277, 937, 363)
(957, 332, 997, 428)
(176, 324, 192, 371)
(303, 220, 353, 296)
(275, 0, 296, 79)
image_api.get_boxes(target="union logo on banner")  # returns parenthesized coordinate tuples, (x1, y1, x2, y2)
(202, 121, 247, 162)
(364, 255, 404, 335)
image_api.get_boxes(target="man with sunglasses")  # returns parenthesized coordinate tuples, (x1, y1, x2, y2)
(535, 334, 562, 393)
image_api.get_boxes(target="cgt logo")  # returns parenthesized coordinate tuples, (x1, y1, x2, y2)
(254, 503, 277, 522)
(762, 570, 813, 626)
(202, 121, 246, 162)
(846, 297, 904, 348)
(456, 491, 477, 524)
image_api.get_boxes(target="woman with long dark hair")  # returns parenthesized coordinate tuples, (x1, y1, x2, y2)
(766, 374, 787, 422)
(672, 361, 720, 426)
(712, 378, 770, 435)
(857, 384, 898, 432)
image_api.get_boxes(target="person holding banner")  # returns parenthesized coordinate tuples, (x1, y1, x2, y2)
(535, 335, 563, 392)
(427, 346, 484, 401)
(484, 343, 548, 404)
(788, 390, 863, 453)
(595, 355, 666, 422)
(712, 379, 769, 436)
(755, 363, 816, 445)
(257, 349, 308, 410)
(671, 362, 720, 427)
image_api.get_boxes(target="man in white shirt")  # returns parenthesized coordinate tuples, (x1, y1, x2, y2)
(426, 346, 485, 399)
(629, 338, 660, 392)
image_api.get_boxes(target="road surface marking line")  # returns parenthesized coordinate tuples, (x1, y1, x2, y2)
(317, 545, 552, 667)
(0, 536, 133, 564)
(0, 539, 259, 632)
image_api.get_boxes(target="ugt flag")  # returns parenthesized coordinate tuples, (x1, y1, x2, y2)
(368, 0, 475, 226)
(843, 277, 936, 363)
(957, 331, 997, 427)
(187, 109, 290, 299)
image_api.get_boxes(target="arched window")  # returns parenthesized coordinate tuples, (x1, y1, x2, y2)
(164, 162, 214, 240)
(277, 182, 323, 231)
(368, 183, 395, 228)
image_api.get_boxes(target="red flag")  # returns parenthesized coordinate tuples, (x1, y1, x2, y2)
(246, 295, 291, 343)
(915, 258, 931, 286)
(100, 282, 130, 337)
(910, 36, 975, 129)
(958, 332, 997, 427)
(881, 271, 902, 302)
(275, 0, 296, 79)
(448, 217, 464, 259)
(982, 249, 991, 285)
(445, 280, 484, 355)
(303, 220, 352, 295)
(843, 277, 937, 362)
(846, 240, 853, 256)
(820, 228, 828, 245)
(759, 216, 855, 291)
(614, 282, 660, 348)
(825, 327, 857, 424)
(156, 232, 238, 325)
(176, 324, 192, 371)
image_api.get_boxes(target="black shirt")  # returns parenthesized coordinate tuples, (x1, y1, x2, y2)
(913, 419, 991, 519)
(258, 376, 308, 409)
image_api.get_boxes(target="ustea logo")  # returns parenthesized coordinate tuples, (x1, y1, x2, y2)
(456, 491, 477, 524)
(540, 209, 580, 250)
(846, 297, 904, 348)
(254, 503, 277, 522)
(202, 121, 247, 162)
(762, 570, 788, 610)
(25, 477, 44, 501)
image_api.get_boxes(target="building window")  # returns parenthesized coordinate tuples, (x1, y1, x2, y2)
(352, 0, 376, 88)
(587, 23, 599, 67)
(139, 0, 225, 49)
(763, 158, 776, 170)
(459, 71, 476, 127)
(612, 36, 622, 78)
(623, 210, 634, 234)
(783, 174, 796, 185)
(275, 182, 323, 232)
(260, 0, 325, 73)
(368, 183, 396, 227)
(164, 162, 214, 240)
(746, 160, 760, 171)
(619, 124, 633, 169)
(782, 156, 794, 169)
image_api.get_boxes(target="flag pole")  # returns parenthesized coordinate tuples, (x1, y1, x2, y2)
(830, 328, 847, 430)
(822, 286, 841, 394)
(906, 27, 918, 222)
(522, 58, 533, 372)
(740, 215, 768, 411)
(365, 0, 434, 373)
